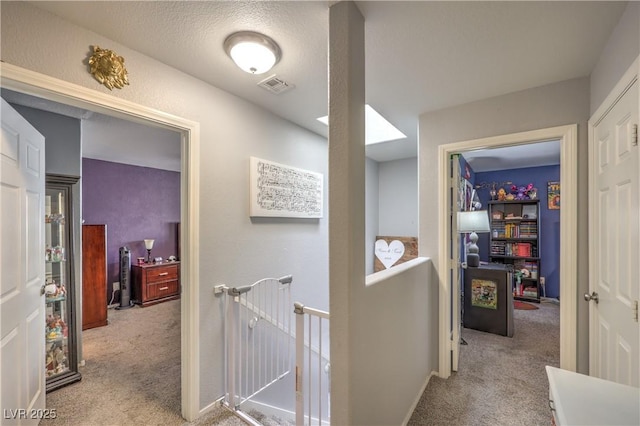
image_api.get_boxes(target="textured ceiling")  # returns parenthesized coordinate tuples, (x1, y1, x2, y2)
(19, 1, 629, 165)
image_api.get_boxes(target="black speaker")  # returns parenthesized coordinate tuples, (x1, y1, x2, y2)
(117, 246, 133, 310)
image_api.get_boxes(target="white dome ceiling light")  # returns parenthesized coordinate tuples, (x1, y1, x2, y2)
(224, 31, 281, 75)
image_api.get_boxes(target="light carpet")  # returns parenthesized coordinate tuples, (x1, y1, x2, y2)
(408, 300, 560, 425)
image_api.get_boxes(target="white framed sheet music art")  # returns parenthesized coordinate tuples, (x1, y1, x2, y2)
(249, 156, 324, 218)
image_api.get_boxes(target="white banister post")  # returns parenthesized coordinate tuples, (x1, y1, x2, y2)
(294, 303, 305, 426)
(226, 294, 237, 409)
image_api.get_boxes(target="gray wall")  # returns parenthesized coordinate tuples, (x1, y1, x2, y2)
(366, 156, 419, 276)
(365, 157, 379, 275)
(589, 1, 639, 114)
(1, 2, 329, 408)
(11, 104, 81, 176)
(418, 76, 591, 373)
(378, 157, 418, 237)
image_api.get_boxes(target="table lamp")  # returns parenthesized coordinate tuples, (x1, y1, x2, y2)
(457, 210, 491, 267)
(144, 239, 155, 263)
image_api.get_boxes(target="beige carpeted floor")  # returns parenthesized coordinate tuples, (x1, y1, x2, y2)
(42, 298, 558, 425)
(41, 299, 246, 426)
(408, 300, 560, 425)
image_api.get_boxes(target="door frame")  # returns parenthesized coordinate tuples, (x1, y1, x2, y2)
(438, 124, 578, 378)
(0, 63, 202, 421)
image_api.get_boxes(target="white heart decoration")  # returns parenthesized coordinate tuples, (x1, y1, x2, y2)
(375, 239, 405, 269)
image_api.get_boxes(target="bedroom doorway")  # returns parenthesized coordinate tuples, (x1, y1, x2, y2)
(1, 63, 202, 421)
(438, 124, 578, 379)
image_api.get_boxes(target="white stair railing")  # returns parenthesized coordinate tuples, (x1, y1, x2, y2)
(294, 302, 330, 426)
(222, 275, 293, 417)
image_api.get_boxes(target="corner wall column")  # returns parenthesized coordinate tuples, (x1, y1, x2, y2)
(328, 2, 366, 425)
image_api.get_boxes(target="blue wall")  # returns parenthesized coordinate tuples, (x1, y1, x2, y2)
(474, 165, 560, 298)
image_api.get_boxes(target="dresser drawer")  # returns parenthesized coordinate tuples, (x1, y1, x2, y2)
(145, 264, 178, 283)
(146, 280, 179, 300)
(132, 261, 180, 307)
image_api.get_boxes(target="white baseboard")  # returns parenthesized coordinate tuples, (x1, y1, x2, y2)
(198, 396, 225, 418)
(402, 371, 436, 426)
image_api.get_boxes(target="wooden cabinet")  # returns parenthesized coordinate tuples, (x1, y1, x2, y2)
(132, 261, 180, 307)
(488, 199, 541, 302)
(82, 224, 108, 330)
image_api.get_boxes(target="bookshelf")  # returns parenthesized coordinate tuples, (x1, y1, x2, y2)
(488, 199, 541, 302)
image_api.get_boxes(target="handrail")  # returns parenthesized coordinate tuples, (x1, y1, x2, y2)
(294, 302, 330, 319)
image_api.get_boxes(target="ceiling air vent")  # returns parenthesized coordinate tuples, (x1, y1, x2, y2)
(257, 75, 294, 95)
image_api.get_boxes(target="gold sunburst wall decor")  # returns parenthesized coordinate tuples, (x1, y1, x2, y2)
(88, 46, 129, 90)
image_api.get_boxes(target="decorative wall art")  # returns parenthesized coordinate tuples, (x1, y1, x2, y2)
(547, 181, 560, 210)
(471, 278, 498, 310)
(249, 157, 323, 218)
(88, 46, 129, 90)
(374, 236, 418, 272)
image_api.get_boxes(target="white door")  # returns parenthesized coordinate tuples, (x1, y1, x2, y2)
(1, 98, 46, 424)
(589, 72, 639, 387)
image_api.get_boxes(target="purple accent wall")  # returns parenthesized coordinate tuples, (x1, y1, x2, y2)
(82, 158, 180, 298)
(474, 165, 561, 298)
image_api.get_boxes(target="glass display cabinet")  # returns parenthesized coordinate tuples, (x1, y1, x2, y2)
(45, 175, 81, 391)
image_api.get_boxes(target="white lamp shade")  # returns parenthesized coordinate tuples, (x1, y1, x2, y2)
(224, 31, 281, 75)
(229, 42, 276, 74)
(144, 239, 155, 250)
(457, 210, 490, 233)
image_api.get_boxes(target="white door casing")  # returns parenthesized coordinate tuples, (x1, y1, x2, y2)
(1, 98, 46, 424)
(451, 154, 462, 372)
(438, 124, 578, 378)
(588, 58, 640, 387)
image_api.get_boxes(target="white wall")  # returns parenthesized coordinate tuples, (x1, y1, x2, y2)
(419, 77, 591, 373)
(354, 258, 435, 425)
(589, 2, 640, 114)
(365, 157, 380, 275)
(1, 2, 329, 409)
(378, 157, 418, 237)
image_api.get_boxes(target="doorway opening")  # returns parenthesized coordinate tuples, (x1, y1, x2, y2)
(1, 63, 202, 421)
(437, 125, 578, 379)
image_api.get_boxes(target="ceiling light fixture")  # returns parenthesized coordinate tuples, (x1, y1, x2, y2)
(224, 31, 281, 75)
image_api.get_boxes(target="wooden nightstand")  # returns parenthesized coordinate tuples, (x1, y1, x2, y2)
(131, 261, 180, 307)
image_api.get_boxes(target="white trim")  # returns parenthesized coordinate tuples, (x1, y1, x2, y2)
(365, 256, 429, 286)
(438, 124, 579, 378)
(590, 57, 639, 125)
(437, 145, 451, 378)
(401, 371, 436, 426)
(0, 63, 202, 421)
(588, 56, 639, 377)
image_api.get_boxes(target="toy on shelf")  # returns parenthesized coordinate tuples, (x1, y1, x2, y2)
(497, 188, 507, 201)
(45, 313, 67, 341)
(509, 183, 538, 201)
